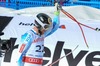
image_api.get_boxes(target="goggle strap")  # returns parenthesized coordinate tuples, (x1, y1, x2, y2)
(35, 17, 48, 29)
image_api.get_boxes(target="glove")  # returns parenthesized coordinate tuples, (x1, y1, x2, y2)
(95, 28, 100, 31)
(55, 3, 62, 11)
(54, 3, 61, 16)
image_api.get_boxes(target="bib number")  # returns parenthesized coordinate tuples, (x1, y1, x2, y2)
(35, 45, 44, 52)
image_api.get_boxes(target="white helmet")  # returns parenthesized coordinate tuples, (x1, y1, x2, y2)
(34, 13, 52, 31)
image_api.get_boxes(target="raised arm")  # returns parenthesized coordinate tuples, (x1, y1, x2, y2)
(45, 3, 61, 37)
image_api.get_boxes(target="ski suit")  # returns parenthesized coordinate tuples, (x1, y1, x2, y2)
(17, 11, 60, 66)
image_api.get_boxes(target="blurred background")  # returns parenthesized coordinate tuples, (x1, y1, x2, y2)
(0, 0, 100, 10)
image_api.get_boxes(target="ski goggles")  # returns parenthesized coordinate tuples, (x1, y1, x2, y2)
(34, 18, 52, 31)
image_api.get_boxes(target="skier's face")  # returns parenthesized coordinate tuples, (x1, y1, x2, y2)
(41, 28, 46, 34)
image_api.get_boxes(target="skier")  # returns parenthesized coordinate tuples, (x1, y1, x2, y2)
(17, 3, 61, 66)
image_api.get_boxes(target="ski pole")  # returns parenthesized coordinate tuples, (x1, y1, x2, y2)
(61, 9, 98, 31)
(48, 45, 79, 66)
(61, 9, 89, 48)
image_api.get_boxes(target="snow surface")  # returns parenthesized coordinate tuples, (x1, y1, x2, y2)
(0, 7, 15, 14)
(1, 5, 100, 20)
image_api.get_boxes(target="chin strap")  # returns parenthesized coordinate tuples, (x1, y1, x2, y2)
(38, 29, 42, 36)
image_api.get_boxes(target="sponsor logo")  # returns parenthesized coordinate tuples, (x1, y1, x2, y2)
(33, 37, 44, 43)
(23, 56, 43, 64)
(19, 44, 26, 53)
(0, 38, 100, 66)
(19, 22, 34, 26)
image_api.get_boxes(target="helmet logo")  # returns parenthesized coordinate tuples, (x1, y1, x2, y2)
(35, 13, 52, 31)
(40, 17, 44, 22)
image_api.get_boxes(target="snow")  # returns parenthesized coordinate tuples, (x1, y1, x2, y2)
(0, 7, 15, 14)
(1, 5, 100, 20)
